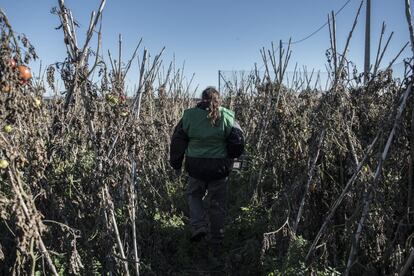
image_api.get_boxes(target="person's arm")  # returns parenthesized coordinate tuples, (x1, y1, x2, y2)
(169, 119, 188, 170)
(227, 121, 245, 158)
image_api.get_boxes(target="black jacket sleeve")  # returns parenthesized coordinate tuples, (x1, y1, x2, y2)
(227, 121, 245, 158)
(169, 119, 188, 170)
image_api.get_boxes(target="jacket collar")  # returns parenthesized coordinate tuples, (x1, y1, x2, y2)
(196, 101, 210, 111)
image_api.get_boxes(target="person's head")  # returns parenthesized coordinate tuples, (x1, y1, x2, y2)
(201, 87, 221, 126)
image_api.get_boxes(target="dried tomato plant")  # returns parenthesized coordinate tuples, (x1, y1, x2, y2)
(1, 1, 414, 275)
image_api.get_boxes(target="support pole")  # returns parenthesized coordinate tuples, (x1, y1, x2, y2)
(364, 0, 371, 83)
(218, 70, 221, 92)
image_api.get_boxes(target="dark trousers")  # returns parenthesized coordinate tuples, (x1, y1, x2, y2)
(187, 176, 227, 245)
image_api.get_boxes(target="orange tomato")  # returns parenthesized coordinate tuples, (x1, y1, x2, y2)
(17, 65, 32, 82)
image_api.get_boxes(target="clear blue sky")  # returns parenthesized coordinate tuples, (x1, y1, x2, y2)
(1, 0, 412, 94)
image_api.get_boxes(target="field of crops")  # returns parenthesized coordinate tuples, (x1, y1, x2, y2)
(1, 1, 414, 275)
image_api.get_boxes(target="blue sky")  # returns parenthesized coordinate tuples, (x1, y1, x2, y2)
(0, 0, 412, 93)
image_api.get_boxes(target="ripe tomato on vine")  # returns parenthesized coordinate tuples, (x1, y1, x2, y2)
(17, 65, 32, 83)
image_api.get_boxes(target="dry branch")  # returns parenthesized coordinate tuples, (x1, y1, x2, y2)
(293, 129, 326, 233)
(306, 133, 379, 262)
(344, 83, 413, 275)
(405, 0, 414, 57)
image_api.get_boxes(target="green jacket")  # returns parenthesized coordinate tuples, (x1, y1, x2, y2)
(170, 102, 244, 181)
(182, 106, 235, 158)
